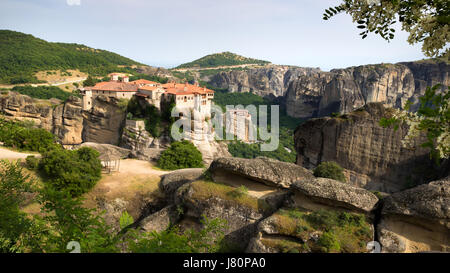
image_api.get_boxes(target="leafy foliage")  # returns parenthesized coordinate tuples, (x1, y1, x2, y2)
(0, 30, 141, 84)
(157, 140, 204, 170)
(11, 85, 80, 101)
(323, 0, 450, 58)
(0, 160, 36, 253)
(380, 84, 449, 160)
(175, 51, 270, 69)
(313, 161, 346, 182)
(39, 147, 102, 197)
(0, 117, 56, 152)
(277, 209, 372, 253)
(128, 215, 227, 253)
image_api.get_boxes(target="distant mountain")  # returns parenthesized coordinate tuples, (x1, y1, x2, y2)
(0, 30, 143, 84)
(175, 51, 270, 69)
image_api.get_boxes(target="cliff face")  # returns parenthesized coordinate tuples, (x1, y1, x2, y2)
(82, 95, 126, 145)
(286, 60, 448, 119)
(208, 60, 448, 119)
(0, 92, 126, 145)
(294, 103, 446, 193)
(209, 65, 320, 97)
(53, 96, 84, 144)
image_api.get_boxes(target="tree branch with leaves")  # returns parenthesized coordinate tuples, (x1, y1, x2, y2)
(323, 0, 449, 59)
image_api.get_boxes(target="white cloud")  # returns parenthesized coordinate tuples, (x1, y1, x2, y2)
(66, 0, 81, 6)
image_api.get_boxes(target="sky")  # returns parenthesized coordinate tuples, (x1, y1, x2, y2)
(0, 0, 427, 71)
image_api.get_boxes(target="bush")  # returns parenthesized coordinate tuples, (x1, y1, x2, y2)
(317, 231, 341, 253)
(25, 155, 39, 170)
(157, 140, 204, 170)
(0, 118, 56, 152)
(313, 161, 346, 182)
(39, 147, 102, 197)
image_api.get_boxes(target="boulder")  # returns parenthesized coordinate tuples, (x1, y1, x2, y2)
(78, 142, 131, 159)
(291, 178, 379, 213)
(159, 168, 204, 201)
(378, 176, 450, 253)
(210, 157, 314, 189)
(138, 205, 179, 232)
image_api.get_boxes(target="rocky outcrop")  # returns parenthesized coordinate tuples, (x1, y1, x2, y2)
(378, 176, 450, 253)
(294, 102, 442, 193)
(291, 178, 379, 213)
(210, 157, 314, 189)
(53, 96, 84, 144)
(82, 95, 126, 145)
(285, 60, 448, 119)
(159, 168, 204, 201)
(0, 91, 55, 130)
(209, 65, 320, 97)
(0, 92, 128, 146)
(78, 142, 131, 159)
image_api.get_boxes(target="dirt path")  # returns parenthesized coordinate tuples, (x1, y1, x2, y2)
(0, 147, 39, 160)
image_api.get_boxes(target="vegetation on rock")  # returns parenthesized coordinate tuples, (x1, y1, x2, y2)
(313, 161, 346, 182)
(157, 141, 204, 170)
(175, 51, 270, 69)
(0, 117, 56, 152)
(11, 85, 80, 101)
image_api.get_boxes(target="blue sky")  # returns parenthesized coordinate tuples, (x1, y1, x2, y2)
(0, 0, 426, 70)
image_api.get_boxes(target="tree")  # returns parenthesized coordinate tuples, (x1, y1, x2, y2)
(39, 146, 102, 197)
(380, 84, 449, 160)
(157, 140, 204, 170)
(313, 161, 347, 182)
(83, 75, 96, 87)
(323, 0, 450, 58)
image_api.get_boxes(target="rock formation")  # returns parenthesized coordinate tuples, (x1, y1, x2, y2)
(140, 156, 449, 253)
(285, 60, 448, 119)
(207, 60, 448, 119)
(209, 65, 320, 97)
(53, 96, 84, 144)
(294, 102, 444, 193)
(378, 176, 450, 253)
(82, 95, 126, 145)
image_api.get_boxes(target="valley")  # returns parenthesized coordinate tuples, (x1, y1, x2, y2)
(0, 29, 448, 255)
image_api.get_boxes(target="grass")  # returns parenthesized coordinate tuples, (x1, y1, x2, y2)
(261, 208, 373, 253)
(189, 180, 271, 213)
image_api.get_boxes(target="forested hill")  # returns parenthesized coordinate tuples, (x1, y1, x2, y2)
(175, 51, 270, 69)
(0, 30, 143, 84)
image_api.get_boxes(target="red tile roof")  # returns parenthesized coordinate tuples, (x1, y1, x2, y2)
(130, 79, 159, 85)
(139, 86, 159, 91)
(161, 82, 214, 95)
(88, 81, 138, 92)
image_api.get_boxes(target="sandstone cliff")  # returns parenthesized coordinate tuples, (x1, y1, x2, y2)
(209, 65, 320, 97)
(285, 60, 448, 118)
(0, 92, 126, 146)
(207, 60, 448, 119)
(294, 103, 447, 193)
(82, 95, 126, 145)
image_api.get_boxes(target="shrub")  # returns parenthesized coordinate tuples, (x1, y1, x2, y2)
(0, 118, 56, 152)
(317, 231, 341, 253)
(25, 155, 39, 170)
(39, 147, 102, 197)
(157, 140, 204, 170)
(313, 161, 346, 182)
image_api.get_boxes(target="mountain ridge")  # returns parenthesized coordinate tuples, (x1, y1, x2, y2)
(0, 30, 144, 84)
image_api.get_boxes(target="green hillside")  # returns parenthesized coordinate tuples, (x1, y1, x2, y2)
(0, 30, 143, 84)
(175, 51, 270, 69)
